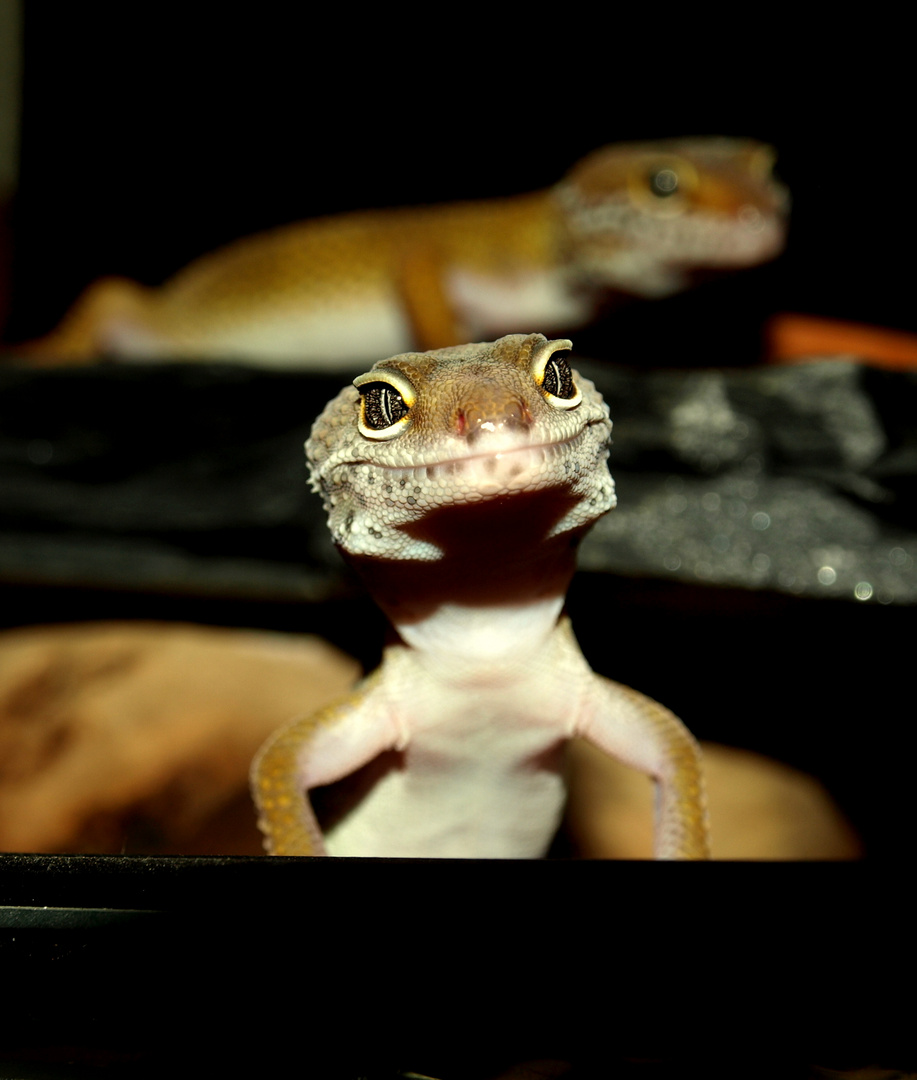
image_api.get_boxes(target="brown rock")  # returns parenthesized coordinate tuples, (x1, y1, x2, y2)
(565, 737, 862, 859)
(0, 621, 359, 853)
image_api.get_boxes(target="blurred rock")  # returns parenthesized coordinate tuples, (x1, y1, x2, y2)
(565, 738, 862, 860)
(0, 621, 359, 853)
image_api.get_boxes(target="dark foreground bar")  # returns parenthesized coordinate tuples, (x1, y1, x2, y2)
(1, 855, 912, 1076)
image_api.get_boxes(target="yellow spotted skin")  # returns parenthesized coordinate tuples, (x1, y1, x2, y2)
(251, 333, 709, 859)
(602, 679, 710, 860)
(17, 138, 786, 369)
(251, 675, 383, 856)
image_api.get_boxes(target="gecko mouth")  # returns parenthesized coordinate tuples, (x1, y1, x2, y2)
(321, 416, 615, 558)
(354, 422, 606, 480)
(573, 204, 785, 265)
(341, 422, 612, 509)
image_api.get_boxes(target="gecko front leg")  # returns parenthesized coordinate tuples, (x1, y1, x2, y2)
(251, 671, 403, 855)
(577, 674, 710, 860)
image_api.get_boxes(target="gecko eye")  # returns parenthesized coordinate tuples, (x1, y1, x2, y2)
(361, 384, 408, 427)
(531, 338, 582, 410)
(630, 156, 697, 215)
(648, 167, 680, 197)
(353, 369, 416, 440)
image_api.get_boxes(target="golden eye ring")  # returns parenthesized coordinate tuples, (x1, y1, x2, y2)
(353, 369, 416, 440)
(531, 338, 582, 410)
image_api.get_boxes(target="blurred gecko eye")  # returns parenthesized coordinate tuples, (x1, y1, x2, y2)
(353, 370, 416, 439)
(648, 167, 680, 197)
(631, 157, 696, 214)
(532, 339, 582, 410)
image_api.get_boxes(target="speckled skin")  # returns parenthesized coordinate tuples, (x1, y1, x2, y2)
(251, 334, 709, 858)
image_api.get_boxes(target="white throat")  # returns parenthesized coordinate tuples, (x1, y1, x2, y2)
(393, 595, 565, 673)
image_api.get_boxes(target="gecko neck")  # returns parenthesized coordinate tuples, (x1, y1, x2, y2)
(390, 594, 566, 671)
(345, 525, 583, 668)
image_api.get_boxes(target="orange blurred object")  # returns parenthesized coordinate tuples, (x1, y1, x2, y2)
(766, 312, 917, 370)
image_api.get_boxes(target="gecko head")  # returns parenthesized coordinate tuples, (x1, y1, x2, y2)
(306, 333, 616, 561)
(556, 137, 790, 296)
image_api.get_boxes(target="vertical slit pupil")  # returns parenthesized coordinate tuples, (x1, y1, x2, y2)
(362, 384, 408, 429)
(543, 355, 575, 399)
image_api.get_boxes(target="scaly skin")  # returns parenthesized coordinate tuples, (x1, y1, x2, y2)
(251, 333, 709, 859)
(17, 138, 786, 370)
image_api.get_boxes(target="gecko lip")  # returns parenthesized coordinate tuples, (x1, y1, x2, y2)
(573, 204, 784, 262)
(348, 421, 607, 475)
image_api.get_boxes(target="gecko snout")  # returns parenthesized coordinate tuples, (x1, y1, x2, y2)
(454, 380, 533, 444)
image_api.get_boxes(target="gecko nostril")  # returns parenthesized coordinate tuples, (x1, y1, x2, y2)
(455, 385, 532, 442)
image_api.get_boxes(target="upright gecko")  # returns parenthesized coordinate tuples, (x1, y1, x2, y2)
(251, 333, 709, 858)
(19, 138, 785, 369)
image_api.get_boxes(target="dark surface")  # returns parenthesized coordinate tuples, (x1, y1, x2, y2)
(1, 855, 913, 1073)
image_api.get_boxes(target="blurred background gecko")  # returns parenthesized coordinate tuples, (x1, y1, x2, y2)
(3, 11, 912, 378)
(10, 138, 787, 369)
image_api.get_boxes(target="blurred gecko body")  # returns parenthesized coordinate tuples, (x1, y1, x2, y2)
(19, 138, 786, 369)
